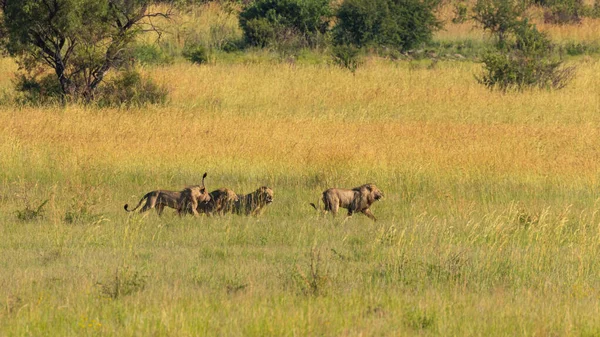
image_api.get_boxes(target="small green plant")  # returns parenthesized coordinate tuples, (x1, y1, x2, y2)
(294, 247, 329, 297)
(64, 199, 105, 225)
(183, 44, 210, 65)
(16, 199, 48, 222)
(404, 307, 437, 331)
(98, 267, 147, 299)
(331, 45, 363, 73)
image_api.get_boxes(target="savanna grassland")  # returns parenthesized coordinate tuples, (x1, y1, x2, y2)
(2, 3, 600, 336)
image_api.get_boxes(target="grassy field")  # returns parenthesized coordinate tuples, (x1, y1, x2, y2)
(2, 5, 600, 336)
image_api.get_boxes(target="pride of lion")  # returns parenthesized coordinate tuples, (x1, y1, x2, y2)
(124, 173, 383, 221)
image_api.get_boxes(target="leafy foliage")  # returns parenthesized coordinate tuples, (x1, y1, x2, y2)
(331, 44, 363, 73)
(472, 0, 525, 46)
(183, 44, 210, 64)
(541, 0, 584, 24)
(239, 0, 332, 48)
(0, 0, 170, 101)
(332, 0, 442, 51)
(477, 20, 575, 91)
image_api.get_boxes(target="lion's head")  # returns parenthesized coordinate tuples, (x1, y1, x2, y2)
(256, 186, 274, 204)
(354, 184, 383, 206)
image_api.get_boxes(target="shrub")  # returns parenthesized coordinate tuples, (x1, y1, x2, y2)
(477, 21, 575, 91)
(331, 45, 363, 73)
(14, 74, 64, 105)
(132, 43, 174, 65)
(95, 70, 168, 107)
(16, 199, 48, 222)
(542, 0, 584, 24)
(239, 0, 332, 48)
(333, 0, 442, 51)
(98, 267, 147, 299)
(183, 44, 210, 64)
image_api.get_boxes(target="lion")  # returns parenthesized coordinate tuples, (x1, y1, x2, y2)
(233, 186, 274, 216)
(310, 183, 383, 221)
(124, 173, 209, 216)
(196, 188, 239, 216)
(176, 173, 213, 217)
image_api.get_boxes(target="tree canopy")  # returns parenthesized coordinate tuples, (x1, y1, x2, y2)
(0, 0, 170, 100)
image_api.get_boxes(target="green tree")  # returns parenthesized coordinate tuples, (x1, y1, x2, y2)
(476, 17, 575, 91)
(472, 0, 525, 46)
(332, 0, 442, 51)
(239, 0, 332, 48)
(0, 0, 171, 101)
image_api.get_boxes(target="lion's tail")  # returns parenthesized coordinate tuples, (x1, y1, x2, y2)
(310, 195, 323, 211)
(124, 192, 149, 213)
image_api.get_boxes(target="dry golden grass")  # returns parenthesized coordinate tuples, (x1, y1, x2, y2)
(3, 58, 599, 181)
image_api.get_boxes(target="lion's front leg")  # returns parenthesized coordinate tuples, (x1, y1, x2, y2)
(362, 208, 377, 221)
(190, 199, 200, 217)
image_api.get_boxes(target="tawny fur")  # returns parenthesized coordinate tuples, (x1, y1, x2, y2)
(233, 186, 274, 216)
(310, 183, 383, 221)
(197, 188, 239, 216)
(124, 190, 183, 216)
(125, 173, 210, 217)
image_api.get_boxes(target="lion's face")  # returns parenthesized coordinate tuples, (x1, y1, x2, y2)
(257, 186, 274, 204)
(364, 184, 383, 202)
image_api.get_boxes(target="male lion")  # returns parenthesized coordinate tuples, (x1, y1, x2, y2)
(196, 188, 239, 216)
(125, 173, 209, 216)
(233, 186, 274, 216)
(310, 183, 383, 221)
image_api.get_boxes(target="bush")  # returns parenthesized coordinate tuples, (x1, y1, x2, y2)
(183, 44, 210, 64)
(95, 70, 169, 107)
(239, 0, 332, 48)
(331, 45, 363, 73)
(132, 43, 174, 65)
(477, 21, 575, 91)
(14, 74, 64, 105)
(240, 18, 276, 48)
(542, 0, 584, 24)
(332, 0, 442, 51)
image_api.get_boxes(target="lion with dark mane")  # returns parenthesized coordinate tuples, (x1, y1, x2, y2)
(310, 183, 383, 221)
(233, 186, 274, 216)
(196, 188, 239, 216)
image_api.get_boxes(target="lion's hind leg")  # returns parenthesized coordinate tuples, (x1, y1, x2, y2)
(139, 192, 158, 214)
(327, 197, 339, 218)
